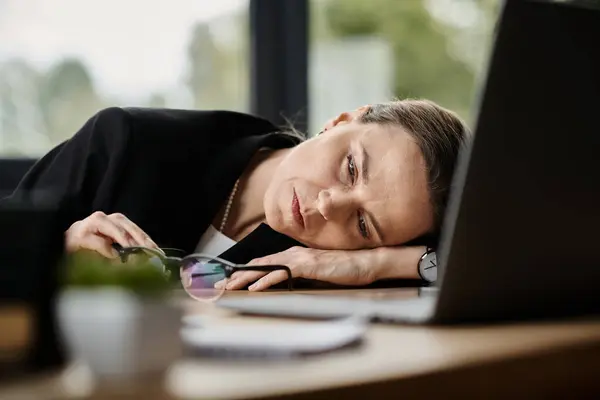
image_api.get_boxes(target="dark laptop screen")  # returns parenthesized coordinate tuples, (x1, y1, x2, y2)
(436, 0, 600, 322)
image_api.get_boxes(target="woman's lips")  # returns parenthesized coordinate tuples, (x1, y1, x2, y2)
(292, 189, 305, 228)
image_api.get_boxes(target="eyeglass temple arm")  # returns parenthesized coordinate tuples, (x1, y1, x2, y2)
(129, 247, 168, 259)
(234, 265, 293, 291)
(111, 244, 171, 262)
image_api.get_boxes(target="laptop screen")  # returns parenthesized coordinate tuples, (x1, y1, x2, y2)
(435, 0, 600, 322)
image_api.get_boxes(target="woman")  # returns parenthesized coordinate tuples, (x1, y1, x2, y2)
(6, 99, 468, 290)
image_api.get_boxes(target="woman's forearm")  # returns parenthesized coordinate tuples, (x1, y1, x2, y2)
(367, 245, 427, 281)
(226, 245, 429, 290)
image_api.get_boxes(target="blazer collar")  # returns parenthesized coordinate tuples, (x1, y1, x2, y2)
(217, 223, 305, 264)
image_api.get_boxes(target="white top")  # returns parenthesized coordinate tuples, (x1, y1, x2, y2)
(195, 224, 237, 256)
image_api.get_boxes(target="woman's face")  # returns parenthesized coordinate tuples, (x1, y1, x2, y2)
(263, 109, 434, 250)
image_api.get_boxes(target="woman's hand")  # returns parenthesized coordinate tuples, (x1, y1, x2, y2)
(65, 211, 160, 258)
(217, 246, 373, 291)
(217, 245, 425, 291)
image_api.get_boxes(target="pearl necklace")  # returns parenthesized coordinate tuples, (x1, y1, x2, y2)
(219, 179, 240, 233)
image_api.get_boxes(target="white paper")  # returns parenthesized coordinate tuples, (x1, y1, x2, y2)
(180, 317, 366, 356)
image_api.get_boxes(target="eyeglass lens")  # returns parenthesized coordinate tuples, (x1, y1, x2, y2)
(179, 256, 229, 301)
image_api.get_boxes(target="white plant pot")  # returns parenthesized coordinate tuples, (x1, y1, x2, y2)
(57, 288, 182, 383)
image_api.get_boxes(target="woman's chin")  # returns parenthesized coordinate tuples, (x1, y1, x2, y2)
(274, 224, 310, 247)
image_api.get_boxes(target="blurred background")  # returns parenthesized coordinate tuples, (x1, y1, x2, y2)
(0, 0, 500, 157)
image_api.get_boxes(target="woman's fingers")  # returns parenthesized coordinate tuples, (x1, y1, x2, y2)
(107, 213, 158, 248)
(226, 270, 268, 290)
(214, 270, 268, 290)
(69, 231, 117, 259)
(88, 212, 134, 248)
(217, 251, 299, 291)
(65, 211, 160, 258)
(215, 268, 290, 291)
(248, 270, 290, 291)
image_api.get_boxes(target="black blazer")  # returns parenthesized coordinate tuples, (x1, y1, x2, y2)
(4, 107, 304, 263)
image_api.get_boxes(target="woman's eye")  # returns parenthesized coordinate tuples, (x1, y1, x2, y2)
(357, 212, 368, 239)
(347, 154, 356, 183)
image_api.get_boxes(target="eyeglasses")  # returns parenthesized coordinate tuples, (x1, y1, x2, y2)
(112, 244, 293, 302)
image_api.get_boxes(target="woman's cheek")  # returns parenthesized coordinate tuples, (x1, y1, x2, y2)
(309, 225, 359, 250)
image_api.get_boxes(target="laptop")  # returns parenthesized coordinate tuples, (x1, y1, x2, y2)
(217, 0, 600, 324)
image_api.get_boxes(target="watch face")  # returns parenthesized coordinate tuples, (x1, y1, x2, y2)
(420, 252, 438, 283)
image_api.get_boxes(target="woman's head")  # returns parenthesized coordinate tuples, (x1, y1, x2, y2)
(263, 99, 469, 250)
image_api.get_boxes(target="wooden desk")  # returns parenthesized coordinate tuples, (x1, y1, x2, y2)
(2, 288, 600, 399)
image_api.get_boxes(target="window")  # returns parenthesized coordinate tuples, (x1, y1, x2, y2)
(0, 0, 249, 156)
(309, 0, 500, 133)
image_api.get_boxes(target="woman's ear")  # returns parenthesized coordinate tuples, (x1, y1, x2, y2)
(321, 105, 371, 133)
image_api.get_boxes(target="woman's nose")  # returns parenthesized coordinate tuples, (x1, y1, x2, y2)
(316, 189, 354, 221)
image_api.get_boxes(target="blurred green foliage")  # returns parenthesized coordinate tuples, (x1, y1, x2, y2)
(62, 251, 171, 296)
(0, 1, 499, 155)
(314, 0, 500, 120)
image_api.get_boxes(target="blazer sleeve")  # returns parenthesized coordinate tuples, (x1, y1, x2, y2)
(3, 107, 133, 232)
(3, 106, 281, 237)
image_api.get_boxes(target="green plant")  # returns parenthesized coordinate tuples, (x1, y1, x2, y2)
(62, 251, 171, 295)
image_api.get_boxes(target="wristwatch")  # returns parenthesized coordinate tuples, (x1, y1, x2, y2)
(418, 247, 438, 284)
